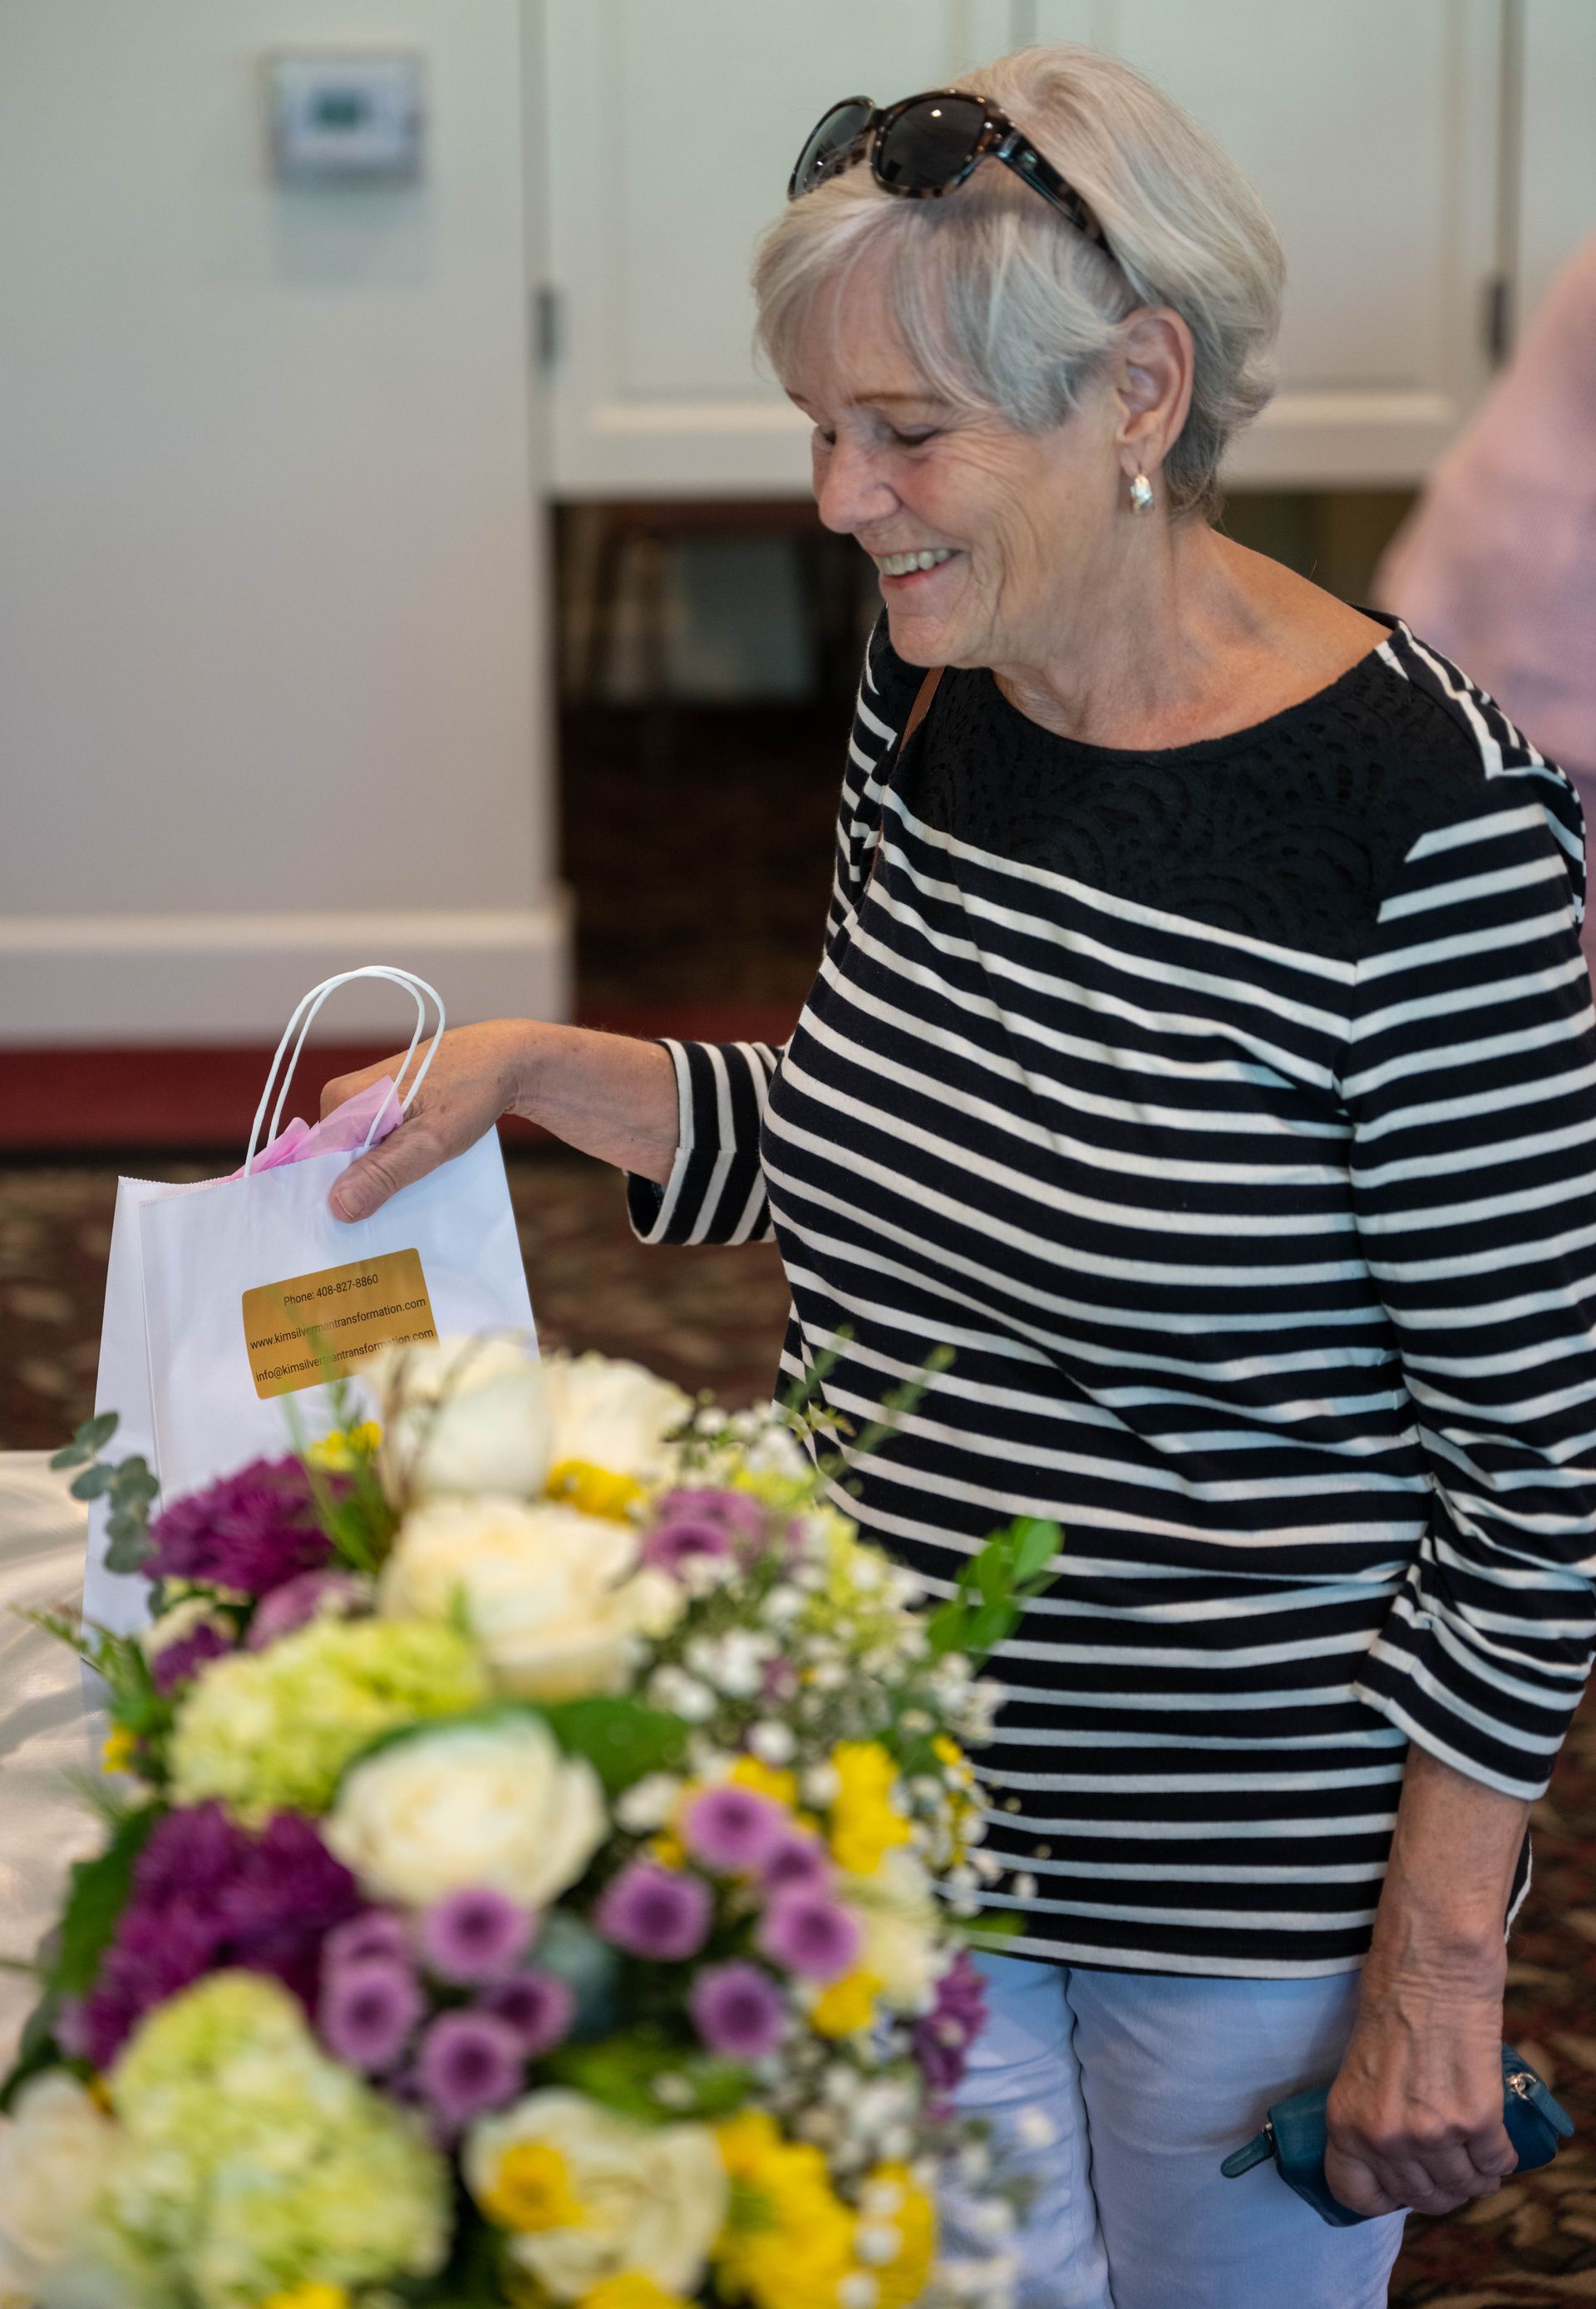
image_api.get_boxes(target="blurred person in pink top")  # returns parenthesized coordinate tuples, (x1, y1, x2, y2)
(1378, 233, 1596, 949)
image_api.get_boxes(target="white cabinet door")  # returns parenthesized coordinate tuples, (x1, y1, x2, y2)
(1029, 0, 1503, 485)
(539, 0, 1504, 495)
(1518, 0, 1596, 332)
(537, 0, 1010, 495)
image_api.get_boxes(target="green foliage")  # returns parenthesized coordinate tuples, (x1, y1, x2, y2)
(547, 2029, 751, 2127)
(539, 1696, 688, 1797)
(52, 1411, 159, 1574)
(925, 1515, 1062, 1664)
(338, 1695, 687, 1802)
(52, 1617, 176, 1775)
(286, 1374, 399, 1575)
(0, 1988, 75, 2112)
(49, 1411, 121, 1470)
(389, 2204, 506, 2307)
(51, 1802, 160, 2001)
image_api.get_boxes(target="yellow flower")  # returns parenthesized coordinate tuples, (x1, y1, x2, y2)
(726, 1753, 800, 1813)
(101, 1725, 138, 1775)
(579, 2278, 692, 2309)
(807, 1967, 883, 2040)
(468, 2093, 724, 2301)
(828, 1742, 913, 1877)
(713, 2113, 855, 2309)
(546, 1459, 645, 1520)
(476, 2140, 586, 2233)
(259, 2287, 350, 2309)
(306, 1421, 381, 1474)
(857, 2164, 936, 2309)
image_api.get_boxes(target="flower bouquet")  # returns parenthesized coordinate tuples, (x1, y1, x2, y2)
(1, 1344, 1058, 2309)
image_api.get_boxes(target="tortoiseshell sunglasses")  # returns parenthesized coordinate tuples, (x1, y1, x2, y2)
(789, 88, 1113, 257)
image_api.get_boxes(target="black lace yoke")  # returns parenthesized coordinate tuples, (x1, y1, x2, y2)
(906, 649, 1483, 961)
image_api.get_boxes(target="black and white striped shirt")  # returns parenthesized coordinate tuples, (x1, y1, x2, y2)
(631, 613, 1596, 1977)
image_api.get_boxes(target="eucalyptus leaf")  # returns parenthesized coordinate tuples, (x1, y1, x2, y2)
(77, 1412, 120, 1454)
(68, 1465, 114, 1501)
(111, 1461, 159, 1507)
(105, 1524, 154, 1574)
(48, 1443, 91, 1472)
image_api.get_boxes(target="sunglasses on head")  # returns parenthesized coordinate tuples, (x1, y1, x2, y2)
(788, 88, 1113, 258)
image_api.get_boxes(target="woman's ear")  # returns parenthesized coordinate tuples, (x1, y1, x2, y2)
(1113, 307, 1195, 485)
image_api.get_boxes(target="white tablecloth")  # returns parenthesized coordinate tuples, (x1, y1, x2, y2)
(0, 1455, 101, 2072)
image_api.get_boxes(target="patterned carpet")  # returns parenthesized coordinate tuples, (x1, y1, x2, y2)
(1, 1151, 1593, 2302)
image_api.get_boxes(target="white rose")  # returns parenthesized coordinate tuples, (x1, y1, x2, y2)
(370, 1337, 550, 1503)
(0, 2074, 117, 2300)
(844, 1849, 945, 2013)
(541, 1351, 691, 1492)
(380, 1497, 672, 1701)
(324, 1717, 606, 1908)
(465, 2090, 726, 2300)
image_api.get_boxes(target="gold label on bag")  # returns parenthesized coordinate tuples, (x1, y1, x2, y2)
(242, 1248, 438, 1400)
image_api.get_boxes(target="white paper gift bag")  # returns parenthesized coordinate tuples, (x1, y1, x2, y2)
(84, 969, 534, 1633)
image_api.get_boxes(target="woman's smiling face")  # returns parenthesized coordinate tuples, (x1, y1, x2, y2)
(785, 264, 1123, 673)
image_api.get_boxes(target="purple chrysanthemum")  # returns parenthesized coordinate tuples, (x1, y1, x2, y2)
(689, 1961, 787, 2060)
(639, 1519, 735, 1578)
(681, 1785, 788, 1875)
(247, 1568, 369, 1650)
(755, 1890, 861, 1983)
(76, 1802, 362, 2067)
(416, 2010, 525, 2130)
(323, 1908, 411, 1970)
(146, 1458, 336, 1597)
(480, 1967, 576, 2059)
(419, 1888, 534, 1985)
(654, 1487, 767, 1545)
(760, 1832, 832, 1898)
(913, 1948, 989, 2095)
(318, 1955, 422, 2072)
(594, 1862, 712, 1962)
(149, 1622, 235, 1695)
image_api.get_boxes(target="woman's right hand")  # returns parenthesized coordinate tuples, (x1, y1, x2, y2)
(322, 1020, 535, 1221)
(321, 1017, 681, 1220)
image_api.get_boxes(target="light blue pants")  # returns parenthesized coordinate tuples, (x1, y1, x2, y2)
(945, 1954, 1407, 2309)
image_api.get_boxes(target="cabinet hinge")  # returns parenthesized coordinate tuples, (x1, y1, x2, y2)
(1483, 273, 1513, 368)
(533, 284, 561, 372)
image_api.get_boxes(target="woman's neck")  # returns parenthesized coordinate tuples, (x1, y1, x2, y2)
(989, 525, 1387, 752)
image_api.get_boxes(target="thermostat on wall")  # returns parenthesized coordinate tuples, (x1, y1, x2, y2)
(267, 53, 423, 183)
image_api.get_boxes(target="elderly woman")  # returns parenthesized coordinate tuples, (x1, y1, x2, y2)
(324, 45, 1596, 2309)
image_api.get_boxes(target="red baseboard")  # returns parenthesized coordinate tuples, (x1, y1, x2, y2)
(0, 1007, 799, 1153)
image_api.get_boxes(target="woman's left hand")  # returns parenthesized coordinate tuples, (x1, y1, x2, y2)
(1325, 1943, 1518, 2216)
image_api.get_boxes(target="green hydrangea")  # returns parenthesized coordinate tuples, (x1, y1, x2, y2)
(169, 1613, 490, 1822)
(93, 1972, 450, 2309)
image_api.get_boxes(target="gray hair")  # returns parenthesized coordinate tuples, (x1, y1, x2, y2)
(754, 45, 1285, 521)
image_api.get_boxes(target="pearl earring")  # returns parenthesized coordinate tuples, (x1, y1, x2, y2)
(1129, 470, 1155, 514)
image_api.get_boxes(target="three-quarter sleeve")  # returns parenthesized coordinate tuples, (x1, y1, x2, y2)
(1343, 770, 1596, 1797)
(626, 1038, 781, 1247)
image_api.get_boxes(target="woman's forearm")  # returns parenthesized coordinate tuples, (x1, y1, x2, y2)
(1371, 1740, 1529, 1966)
(1323, 1740, 1530, 2216)
(323, 1019, 680, 1221)
(508, 1022, 679, 1182)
